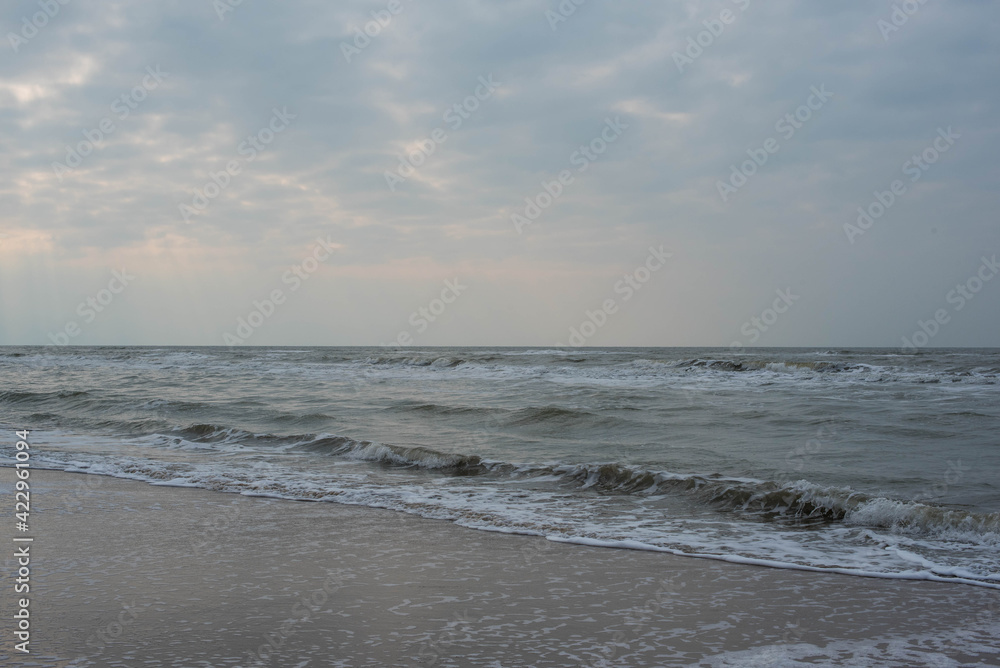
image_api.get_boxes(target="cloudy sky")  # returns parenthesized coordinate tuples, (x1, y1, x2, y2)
(1, 0, 998, 347)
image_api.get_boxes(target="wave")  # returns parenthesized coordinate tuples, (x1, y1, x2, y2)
(388, 402, 622, 429)
(0, 389, 210, 414)
(544, 463, 1000, 541)
(508, 405, 607, 426)
(295, 434, 496, 475)
(670, 358, 880, 374)
(180, 423, 256, 441)
(0, 389, 93, 403)
(393, 402, 500, 418)
(360, 353, 890, 376)
(128, 423, 1000, 544)
(363, 355, 475, 368)
(351, 353, 996, 386)
(13, 422, 1000, 588)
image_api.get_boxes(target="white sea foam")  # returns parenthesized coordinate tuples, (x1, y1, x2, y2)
(697, 617, 1000, 667)
(19, 435, 1000, 589)
(3, 346, 999, 591)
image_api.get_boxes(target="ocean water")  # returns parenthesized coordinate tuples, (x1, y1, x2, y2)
(2, 346, 998, 587)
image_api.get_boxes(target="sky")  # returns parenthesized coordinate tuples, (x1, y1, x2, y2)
(1, 0, 998, 347)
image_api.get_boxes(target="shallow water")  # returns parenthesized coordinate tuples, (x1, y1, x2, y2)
(2, 346, 998, 585)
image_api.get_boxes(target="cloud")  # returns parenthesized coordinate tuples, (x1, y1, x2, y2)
(2, 0, 999, 346)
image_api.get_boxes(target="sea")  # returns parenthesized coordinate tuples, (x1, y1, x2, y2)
(2, 346, 998, 588)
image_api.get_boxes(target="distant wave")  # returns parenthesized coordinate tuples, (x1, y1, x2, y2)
(670, 358, 881, 374)
(0, 389, 93, 402)
(363, 355, 477, 367)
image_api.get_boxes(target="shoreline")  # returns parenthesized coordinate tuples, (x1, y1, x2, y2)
(1, 469, 998, 666)
(34, 462, 1000, 592)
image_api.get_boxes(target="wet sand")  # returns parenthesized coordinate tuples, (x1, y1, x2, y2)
(1, 469, 997, 666)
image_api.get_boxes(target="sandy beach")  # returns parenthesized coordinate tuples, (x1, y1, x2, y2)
(5, 0, 999, 663)
(0, 469, 995, 667)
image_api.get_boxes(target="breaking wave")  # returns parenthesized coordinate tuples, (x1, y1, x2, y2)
(135, 424, 1000, 545)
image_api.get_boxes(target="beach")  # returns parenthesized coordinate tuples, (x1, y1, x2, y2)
(3, 469, 997, 667)
(4, 0, 997, 661)
(5, 0, 999, 662)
